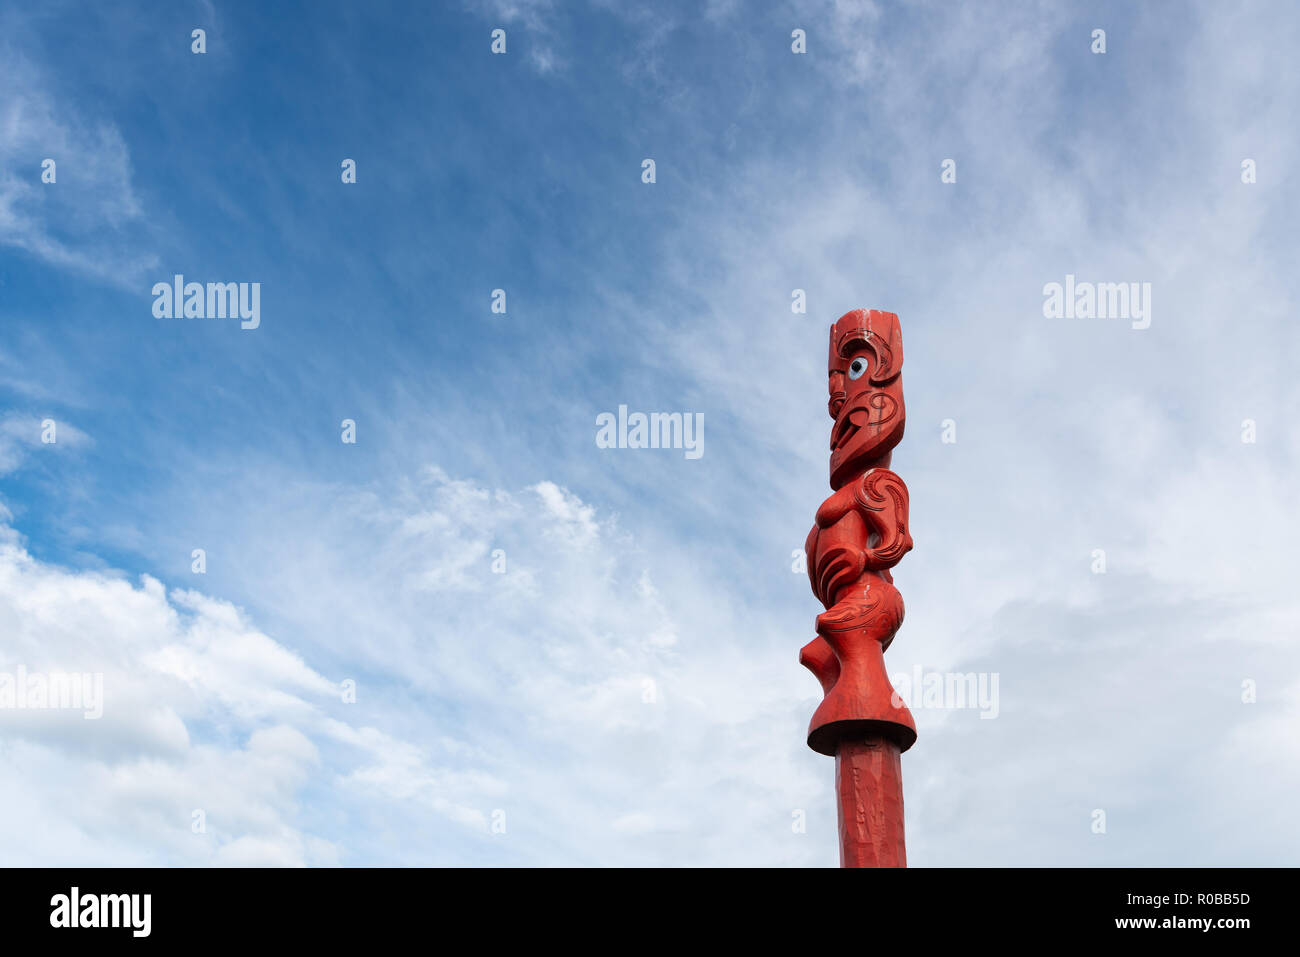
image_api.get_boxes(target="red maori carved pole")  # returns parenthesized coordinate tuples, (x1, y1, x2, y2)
(802, 309, 916, 868)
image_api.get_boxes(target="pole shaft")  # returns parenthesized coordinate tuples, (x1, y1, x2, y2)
(836, 735, 907, 867)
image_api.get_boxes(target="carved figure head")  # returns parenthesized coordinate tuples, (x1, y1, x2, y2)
(827, 309, 905, 489)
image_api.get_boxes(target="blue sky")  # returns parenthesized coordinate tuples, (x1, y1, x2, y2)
(1, 0, 1299, 865)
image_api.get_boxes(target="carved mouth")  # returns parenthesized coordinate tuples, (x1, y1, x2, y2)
(830, 412, 857, 451)
(830, 406, 868, 451)
(831, 394, 900, 455)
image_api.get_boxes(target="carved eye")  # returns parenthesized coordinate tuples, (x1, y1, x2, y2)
(847, 356, 869, 381)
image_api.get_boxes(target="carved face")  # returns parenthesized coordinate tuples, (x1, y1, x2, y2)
(827, 309, 905, 489)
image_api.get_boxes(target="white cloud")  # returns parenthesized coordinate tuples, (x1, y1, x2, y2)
(54, 463, 827, 865)
(0, 520, 494, 865)
(0, 54, 157, 285)
(468, 0, 564, 73)
(0, 413, 89, 476)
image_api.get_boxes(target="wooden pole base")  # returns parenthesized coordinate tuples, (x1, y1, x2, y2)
(835, 735, 907, 867)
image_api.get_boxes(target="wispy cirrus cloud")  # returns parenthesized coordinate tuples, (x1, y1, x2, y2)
(0, 413, 89, 477)
(0, 53, 157, 286)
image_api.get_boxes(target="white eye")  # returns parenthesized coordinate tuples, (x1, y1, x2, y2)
(847, 356, 869, 380)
